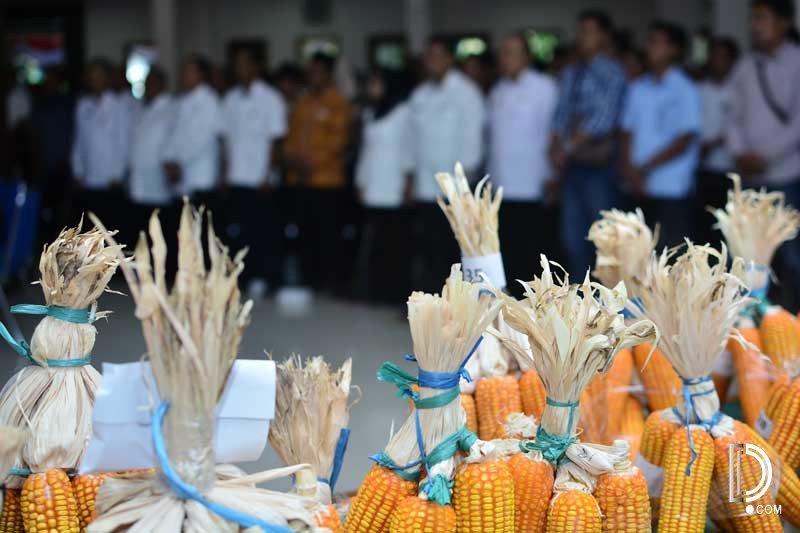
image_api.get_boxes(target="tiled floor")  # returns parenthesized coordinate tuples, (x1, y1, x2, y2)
(0, 283, 413, 494)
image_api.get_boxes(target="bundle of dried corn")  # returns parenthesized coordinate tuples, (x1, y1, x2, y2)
(0, 223, 121, 530)
(503, 255, 658, 532)
(628, 243, 790, 531)
(86, 204, 319, 532)
(344, 265, 501, 533)
(270, 355, 356, 531)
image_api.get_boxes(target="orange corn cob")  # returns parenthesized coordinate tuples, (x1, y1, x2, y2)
(618, 395, 645, 459)
(461, 393, 478, 434)
(729, 327, 770, 426)
(0, 488, 23, 533)
(315, 504, 342, 533)
(519, 369, 547, 419)
(344, 465, 417, 533)
(741, 422, 800, 529)
(707, 485, 736, 533)
(20, 469, 80, 533)
(72, 473, 107, 530)
(545, 491, 602, 533)
(658, 427, 715, 533)
(760, 307, 800, 370)
(606, 348, 634, 436)
(640, 411, 679, 467)
(711, 373, 731, 406)
(388, 497, 455, 533)
(634, 344, 681, 411)
(579, 374, 608, 443)
(453, 459, 515, 533)
(509, 452, 554, 532)
(474, 375, 523, 440)
(712, 423, 782, 531)
(595, 467, 651, 532)
(764, 373, 790, 420)
(768, 377, 800, 470)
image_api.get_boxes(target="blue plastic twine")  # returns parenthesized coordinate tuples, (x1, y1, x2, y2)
(671, 375, 722, 477)
(151, 401, 293, 533)
(318, 427, 350, 492)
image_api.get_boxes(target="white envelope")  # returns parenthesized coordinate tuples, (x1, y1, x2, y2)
(79, 359, 275, 474)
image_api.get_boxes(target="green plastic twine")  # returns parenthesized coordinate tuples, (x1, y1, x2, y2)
(520, 397, 579, 465)
(10, 304, 92, 324)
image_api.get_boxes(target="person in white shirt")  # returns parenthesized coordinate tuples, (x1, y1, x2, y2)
(128, 66, 175, 243)
(355, 68, 413, 304)
(696, 37, 739, 246)
(71, 58, 126, 228)
(112, 64, 141, 182)
(222, 47, 287, 296)
(488, 33, 559, 296)
(163, 55, 223, 204)
(408, 36, 486, 293)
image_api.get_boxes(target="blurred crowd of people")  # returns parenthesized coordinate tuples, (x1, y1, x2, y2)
(6, 0, 800, 307)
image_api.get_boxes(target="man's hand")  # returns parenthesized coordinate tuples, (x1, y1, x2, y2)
(544, 179, 560, 206)
(163, 162, 182, 185)
(403, 175, 415, 206)
(623, 164, 646, 198)
(736, 152, 767, 179)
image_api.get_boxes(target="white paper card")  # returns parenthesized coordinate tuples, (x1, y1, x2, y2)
(462, 253, 506, 289)
(79, 359, 275, 474)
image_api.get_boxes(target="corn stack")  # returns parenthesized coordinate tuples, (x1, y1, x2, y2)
(453, 446, 516, 533)
(519, 369, 547, 419)
(618, 395, 645, 459)
(269, 355, 356, 532)
(633, 344, 681, 411)
(86, 204, 320, 531)
(595, 451, 651, 532)
(728, 320, 770, 426)
(346, 264, 501, 533)
(605, 349, 634, 437)
(628, 242, 786, 531)
(503, 254, 658, 533)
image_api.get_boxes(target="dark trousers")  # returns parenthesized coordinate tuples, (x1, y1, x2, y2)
(500, 200, 556, 296)
(412, 201, 459, 294)
(694, 170, 730, 247)
(559, 164, 618, 280)
(641, 196, 694, 252)
(76, 188, 124, 233)
(355, 207, 409, 305)
(296, 187, 342, 290)
(767, 181, 800, 310)
(219, 186, 282, 287)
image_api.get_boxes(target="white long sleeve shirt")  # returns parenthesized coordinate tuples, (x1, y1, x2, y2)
(409, 69, 485, 202)
(71, 91, 126, 190)
(699, 80, 734, 172)
(488, 69, 557, 201)
(115, 91, 141, 176)
(355, 103, 413, 208)
(164, 84, 223, 195)
(222, 79, 287, 188)
(129, 94, 175, 206)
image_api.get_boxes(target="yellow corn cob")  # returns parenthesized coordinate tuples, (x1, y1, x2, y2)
(388, 497, 455, 533)
(72, 473, 107, 530)
(618, 396, 645, 459)
(764, 373, 790, 420)
(461, 393, 478, 434)
(0, 488, 23, 533)
(20, 469, 80, 533)
(509, 452, 553, 532)
(760, 308, 800, 370)
(344, 465, 418, 533)
(707, 484, 736, 533)
(453, 459, 515, 533)
(658, 427, 715, 533)
(579, 374, 608, 443)
(595, 467, 651, 533)
(606, 348, 634, 436)
(740, 422, 800, 528)
(634, 344, 681, 411)
(768, 377, 800, 470)
(545, 491, 602, 533)
(712, 423, 782, 531)
(729, 328, 770, 426)
(315, 503, 342, 533)
(519, 369, 547, 419)
(639, 410, 679, 467)
(474, 375, 523, 440)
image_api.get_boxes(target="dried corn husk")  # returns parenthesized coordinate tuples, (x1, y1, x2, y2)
(710, 174, 800, 270)
(0, 224, 121, 487)
(503, 256, 658, 490)
(269, 355, 355, 503)
(627, 243, 752, 434)
(436, 163, 529, 385)
(383, 265, 502, 492)
(86, 204, 318, 532)
(0, 426, 27, 476)
(587, 208, 657, 291)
